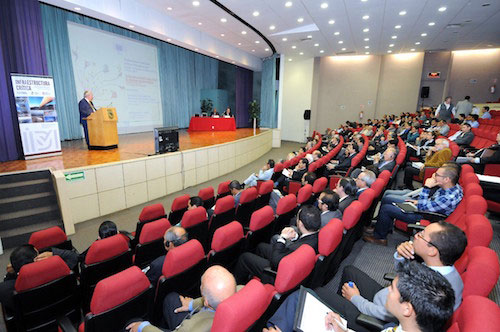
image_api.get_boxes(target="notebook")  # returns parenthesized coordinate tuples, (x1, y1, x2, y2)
(393, 202, 418, 213)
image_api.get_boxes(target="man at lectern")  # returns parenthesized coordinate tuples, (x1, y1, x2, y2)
(78, 90, 97, 147)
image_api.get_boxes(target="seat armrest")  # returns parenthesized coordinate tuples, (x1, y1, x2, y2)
(57, 316, 78, 332)
(263, 267, 278, 276)
(415, 211, 447, 222)
(356, 314, 385, 331)
(383, 273, 396, 281)
(407, 224, 425, 232)
(119, 230, 134, 242)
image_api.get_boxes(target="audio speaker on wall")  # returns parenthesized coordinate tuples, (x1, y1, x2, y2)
(303, 109, 311, 120)
(420, 86, 430, 99)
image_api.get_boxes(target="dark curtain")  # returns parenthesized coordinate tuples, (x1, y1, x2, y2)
(0, 0, 48, 162)
(235, 67, 253, 128)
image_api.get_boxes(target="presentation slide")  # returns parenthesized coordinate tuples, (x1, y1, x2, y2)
(67, 22, 163, 134)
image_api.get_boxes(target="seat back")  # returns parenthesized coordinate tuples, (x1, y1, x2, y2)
(297, 184, 313, 206)
(217, 180, 231, 199)
(274, 194, 298, 234)
(312, 177, 328, 198)
(181, 206, 209, 252)
(307, 219, 344, 288)
(460, 246, 499, 298)
(154, 240, 206, 322)
(274, 244, 317, 294)
(455, 214, 493, 273)
(447, 296, 500, 332)
(84, 266, 153, 332)
(208, 195, 235, 243)
(134, 218, 171, 268)
(208, 221, 244, 269)
(13, 256, 79, 332)
(339, 201, 363, 260)
(198, 186, 215, 211)
(255, 180, 274, 210)
(168, 194, 190, 225)
(80, 235, 132, 312)
(246, 206, 275, 248)
(211, 280, 271, 332)
(28, 226, 72, 252)
(133, 204, 167, 247)
(235, 187, 258, 228)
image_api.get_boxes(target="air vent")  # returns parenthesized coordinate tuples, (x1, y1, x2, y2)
(335, 50, 356, 55)
(482, 3, 491, 7)
(427, 48, 448, 52)
(446, 24, 462, 29)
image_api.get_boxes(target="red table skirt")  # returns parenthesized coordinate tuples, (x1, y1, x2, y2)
(188, 117, 236, 131)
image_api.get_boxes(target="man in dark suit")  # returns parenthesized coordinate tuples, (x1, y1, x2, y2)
(354, 170, 376, 198)
(318, 190, 342, 228)
(436, 96, 455, 122)
(233, 205, 320, 284)
(78, 90, 97, 147)
(146, 226, 188, 285)
(449, 123, 474, 147)
(373, 147, 396, 173)
(464, 133, 500, 173)
(325, 143, 358, 176)
(334, 177, 357, 213)
(274, 158, 309, 191)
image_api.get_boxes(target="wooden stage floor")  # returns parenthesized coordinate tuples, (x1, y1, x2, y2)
(0, 128, 262, 173)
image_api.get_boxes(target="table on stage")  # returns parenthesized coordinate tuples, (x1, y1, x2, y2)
(188, 117, 236, 131)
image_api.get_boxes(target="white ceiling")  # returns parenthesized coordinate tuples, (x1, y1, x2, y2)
(139, 0, 500, 59)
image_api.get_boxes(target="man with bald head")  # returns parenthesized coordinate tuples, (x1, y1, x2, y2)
(78, 90, 97, 147)
(145, 226, 188, 285)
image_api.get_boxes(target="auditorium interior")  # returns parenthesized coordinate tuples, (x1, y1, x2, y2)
(0, 0, 500, 331)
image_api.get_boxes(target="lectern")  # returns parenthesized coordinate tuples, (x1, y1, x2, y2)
(86, 107, 118, 149)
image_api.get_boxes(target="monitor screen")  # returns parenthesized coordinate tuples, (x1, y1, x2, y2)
(154, 127, 179, 154)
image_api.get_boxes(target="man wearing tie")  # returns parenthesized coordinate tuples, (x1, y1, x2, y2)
(79, 90, 97, 147)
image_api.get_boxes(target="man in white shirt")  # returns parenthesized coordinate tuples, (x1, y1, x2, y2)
(455, 95, 473, 117)
(435, 96, 455, 122)
(243, 159, 275, 187)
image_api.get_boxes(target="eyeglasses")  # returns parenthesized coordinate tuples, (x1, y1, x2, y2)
(434, 173, 446, 178)
(415, 231, 441, 253)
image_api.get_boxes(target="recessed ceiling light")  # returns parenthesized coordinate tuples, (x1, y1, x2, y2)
(216, 55, 219, 58)
(395, 25, 401, 29)
(487, 44, 493, 47)
(338, 41, 343, 44)
(399, 10, 407, 16)
(298, 52, 303, 55)
(387, 50, 392, 53)
(252, 49, 255, 52)
(241, 30, 247, 34)
(365, 52, 370, 54)
(389, 44, 394, 47)
(292, 45, 297, 49)
(195, 48, 199, 51)
(253, 11, 260, 16)
(329, 20, 335, 25)
(363, 28, 369, 32)
(421, 33, 427, 37)
(297, 17, 304, 23)
(428, 22, 435, 26)
(362, 15, 369, 20)
(320, 50, 325, 53)
(74, 7, 81, 10)
(167, 38, 171, 42)
(255, 41, 260, 44)
(231, 61, 235, 64)
(307, 35, 312, 39)
(341, 47, 346, 51)
(321, 3, 329, 9)
(220, 33, 225, 37)
(237, 42, 242, 45)
(314, 43, 319, 47)
(411, 48, 416, 51)
(334, 31, 340, 35)
(288, 58, 292, 61)
(167, 7, 172, 11)
(129, 25, 135, 28)
(192, 1, 200, 7)
(269, 25, 276, 30)
(220, 18, 227, 23)
(364, 46, 369, 49)
(361, 0, 368, 2)
(415, 41, 421, 45)
(438, 6, 446, 12)
(198, 22, 202, 25)
(391, 35, 397, 39)
(364, 38, 370, 41)
(285, 1, 293, 7)
(282, 38, 287, 41)
(265, 48, 270, 51)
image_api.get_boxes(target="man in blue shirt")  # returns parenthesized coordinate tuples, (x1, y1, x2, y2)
(364, 166, 463, 245)
(481, 106, 491, 119)
(243, 159, 275, 187)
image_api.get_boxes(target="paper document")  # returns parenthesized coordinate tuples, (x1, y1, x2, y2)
(411, 162, 424, 169)
(477, 174, 500, 184)
(282, 168, 292, 178)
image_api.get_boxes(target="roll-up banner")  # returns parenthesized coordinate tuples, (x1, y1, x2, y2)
(10, 74, 61, 159)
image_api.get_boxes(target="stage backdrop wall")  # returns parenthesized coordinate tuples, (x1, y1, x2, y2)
(0, 0, 48, 162)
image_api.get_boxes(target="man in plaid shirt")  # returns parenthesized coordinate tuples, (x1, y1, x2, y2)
(364, 166, 463, 246)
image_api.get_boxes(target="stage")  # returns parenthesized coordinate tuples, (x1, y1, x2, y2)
(0, 128, 262, 173)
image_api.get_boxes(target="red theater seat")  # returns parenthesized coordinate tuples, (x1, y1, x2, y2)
(168, 194, 190, 225)
(133, 218, 171, 268)
(181, 206, 209, 252)
(198, 186, 215, 210)
(235, 187, 258, 227)
(28, 226, 72, 252)
(447, 296, 500, 332)
(274, 194, 297, 234)
(246, 206, 276, 252)
(208, 221, 244, 268)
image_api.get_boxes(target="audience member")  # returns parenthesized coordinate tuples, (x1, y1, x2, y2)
(275, 158, 309, 190)
(318, 189, 342, 227)
(334, 177, 357, 213)
(481, 106, 491, 119)
(243, 159, 275, 187)
(455, 95, 473, 117)
(188, 196, 203, 210)
(435, 96, 455, 122)
(301, 172, 317, 186)
(233, 205, 320, 284)
(449, 123, 474, 147)
(354, 170, 376, 198)
(79, 220, 118, 262)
